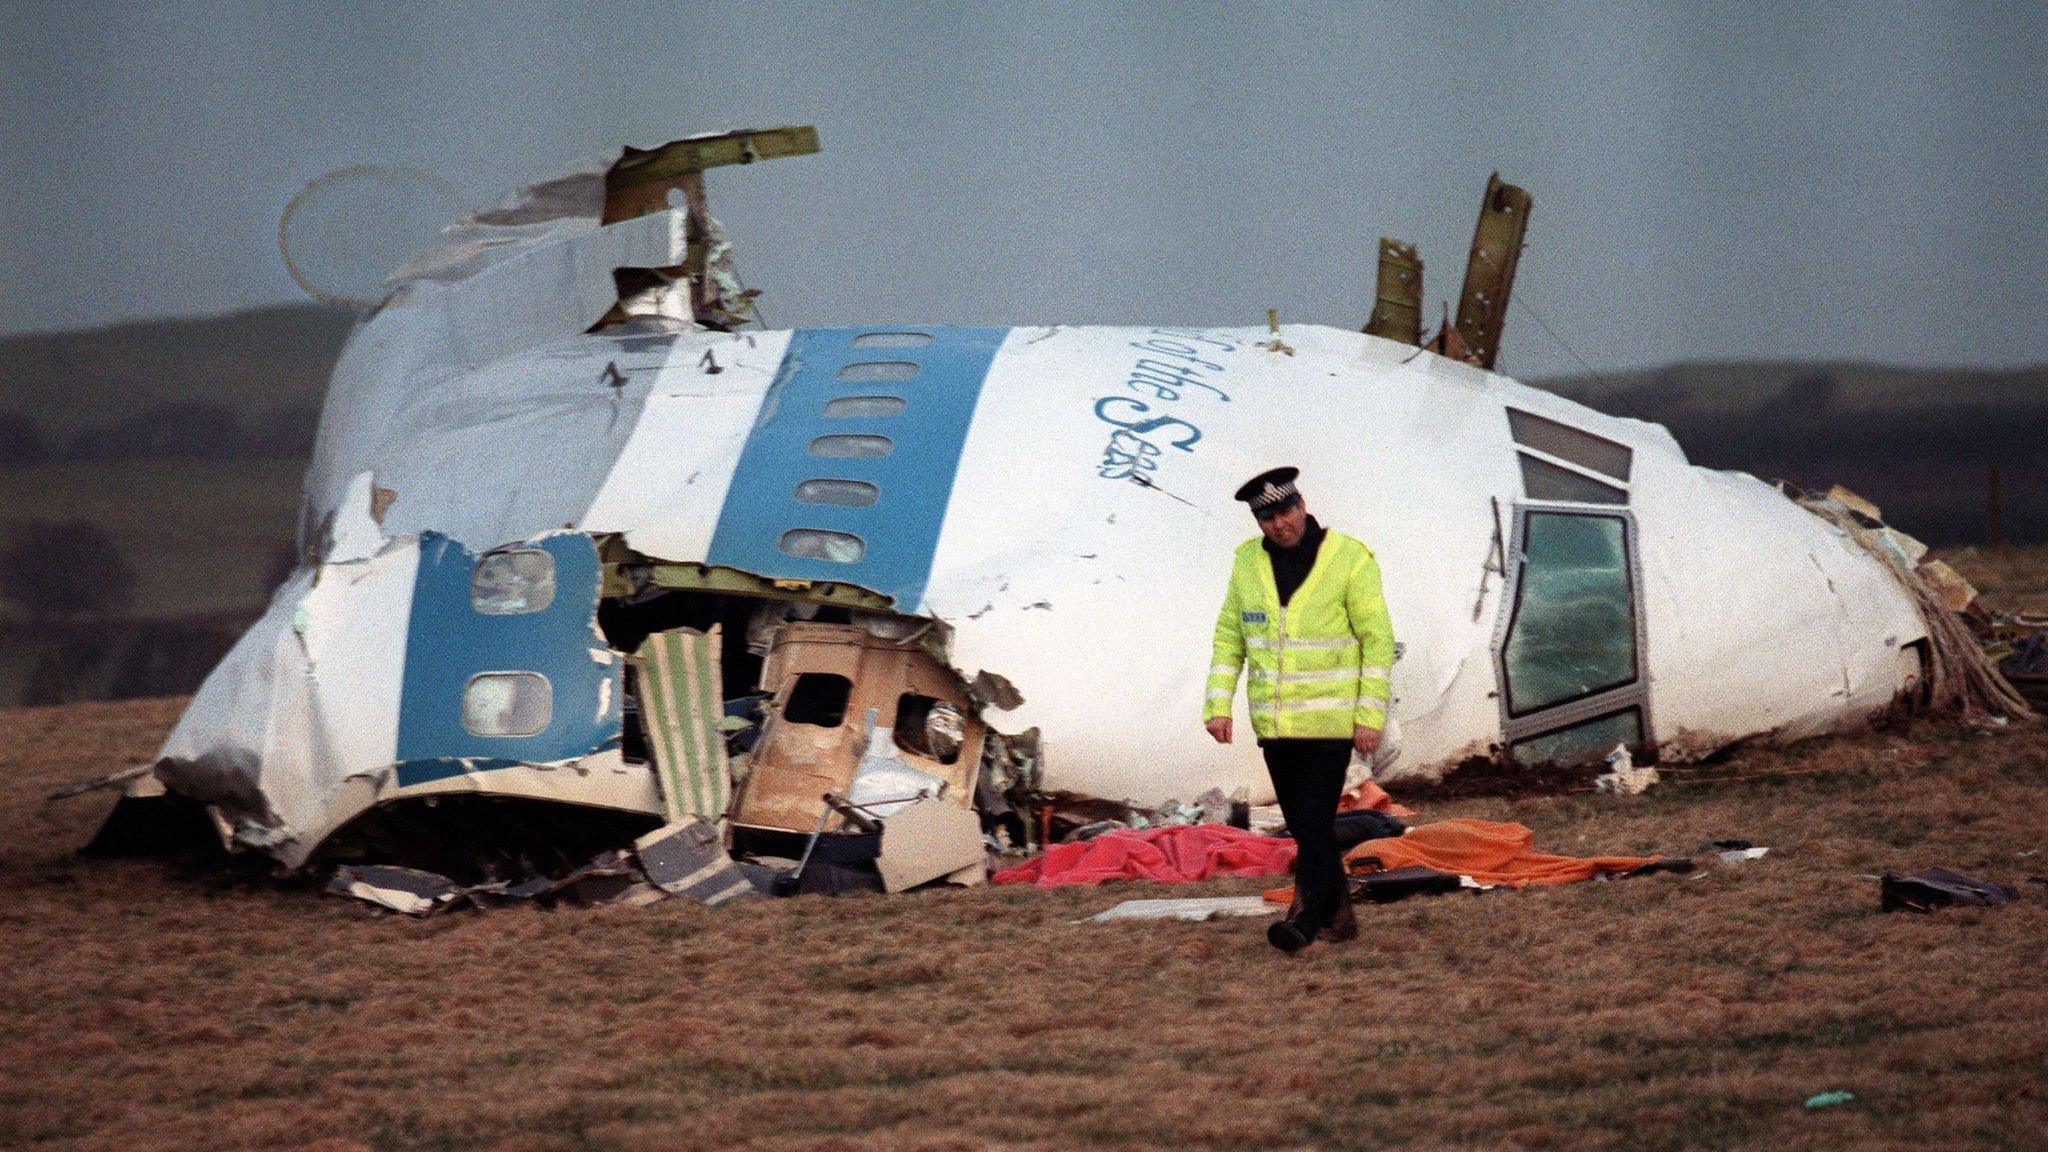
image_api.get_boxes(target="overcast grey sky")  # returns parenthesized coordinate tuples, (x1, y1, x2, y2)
(3, 0, 2042, 376)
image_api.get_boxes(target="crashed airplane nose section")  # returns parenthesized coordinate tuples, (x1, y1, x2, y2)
(152, 135, 1944, 866)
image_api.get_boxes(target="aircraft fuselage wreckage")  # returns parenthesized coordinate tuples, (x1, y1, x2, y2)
(149, 128, 1938, 873)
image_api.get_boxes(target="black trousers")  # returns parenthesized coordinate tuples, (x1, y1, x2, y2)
(1262, 738, 1351, 930)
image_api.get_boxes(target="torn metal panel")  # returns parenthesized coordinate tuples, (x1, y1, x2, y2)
(418, 208, 689, 373)
(602, 126, 821, 224)
(736, 622, 984, 834)
(602, 128, 819, 329)
(634, 818, 756, 905)
(876, 798, 985, 893)
(1453, 174, 1532, 370)
(327, 865, 468, 916)
(1087, 896, 1276, 923)
(394, 532, 620, 787)
(633, 627, 732, 822)
(157, 529, 659, 869)
(1363, 238, 1423, 346)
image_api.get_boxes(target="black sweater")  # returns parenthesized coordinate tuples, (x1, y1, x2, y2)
(1262, 516, 1326, 607)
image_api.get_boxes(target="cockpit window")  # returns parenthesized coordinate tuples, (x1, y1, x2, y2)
(1507, 408, 1632, 481)
(1519, 455, 1627, 505)
(1501, 512, 1637, 716)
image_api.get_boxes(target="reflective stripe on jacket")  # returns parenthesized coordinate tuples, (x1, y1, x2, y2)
(1204, 531, 1395, 739)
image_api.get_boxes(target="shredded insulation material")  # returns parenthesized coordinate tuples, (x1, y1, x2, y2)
(1799, 497, 2036, 723)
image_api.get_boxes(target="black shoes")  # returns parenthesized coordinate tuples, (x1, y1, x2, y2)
(1318, 893, 1358, 943)
(1267, 889, 1356, 953)
(1267, 917, 1313, 953)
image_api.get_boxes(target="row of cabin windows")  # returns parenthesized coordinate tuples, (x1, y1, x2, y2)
(776, 342, 934, 564)
(450, 343, 950, 729)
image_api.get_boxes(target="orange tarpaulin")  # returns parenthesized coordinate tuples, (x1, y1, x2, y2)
(1264, 817, 1660, 903)
(1339, 778, 1416, 819)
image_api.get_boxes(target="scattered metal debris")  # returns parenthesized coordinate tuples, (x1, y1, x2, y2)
(1880, 868, 2021, 913)
(327, 865, 469, 916)
(1086, 896, 1277, 923)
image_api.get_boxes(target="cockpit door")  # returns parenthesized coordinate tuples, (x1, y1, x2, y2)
(1492, 407, 1651, 766)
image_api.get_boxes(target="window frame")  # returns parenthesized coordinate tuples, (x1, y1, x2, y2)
(469, 548, 557, 616)
(807, 433, 895, 459)
(1516, 450, 1628, 505)
(782, 672, 854, 728)
(1508, 705, 1645, 768)
(1490, 503, 1653, 749)
(460, 670, 554, 737)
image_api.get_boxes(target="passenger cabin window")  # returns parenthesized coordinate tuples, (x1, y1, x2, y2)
(850, 332, 933, 349)
(471, 549, 555, 615)
(794, 479, 879, 507)
(779, 529, 865, 563)
(783, 673, 852, 727)
(1502, 512, 1636, 716)
(893, 693, 964, 765)
(462, 672, 552, 736)
(1510, 708, 1642, 767)
(821, 396, 906, 419)
(836, 361, 920, 383)
(809, 434, 894, 458)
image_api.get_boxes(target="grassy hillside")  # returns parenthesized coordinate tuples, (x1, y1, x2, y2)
(0, 304, 352, 458)
(1538, 361, 2047, 546)
(3, 697, 2043, 1151)
(0, 458, 302, 705)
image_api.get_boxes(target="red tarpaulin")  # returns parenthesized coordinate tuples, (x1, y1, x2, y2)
(991, 824, 1297, 888)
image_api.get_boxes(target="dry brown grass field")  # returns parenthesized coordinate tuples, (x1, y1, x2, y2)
(3, 693, 2044, 1152)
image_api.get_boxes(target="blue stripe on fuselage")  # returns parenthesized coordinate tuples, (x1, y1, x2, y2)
(705, 327, 1006, 609)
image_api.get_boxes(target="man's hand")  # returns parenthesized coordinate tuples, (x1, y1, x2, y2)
(1352, 725, 1381, 760)
(1205, 717, 1233, 744)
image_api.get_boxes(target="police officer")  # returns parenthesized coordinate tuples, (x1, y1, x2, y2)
(1203, 467, 1395, 952)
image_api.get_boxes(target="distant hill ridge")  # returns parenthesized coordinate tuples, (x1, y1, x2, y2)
(2, 305, 2038, 543)
(0, 304, 354, 462)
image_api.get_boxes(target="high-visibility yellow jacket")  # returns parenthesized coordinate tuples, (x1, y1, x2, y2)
(1205, 531, 1396, 739)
